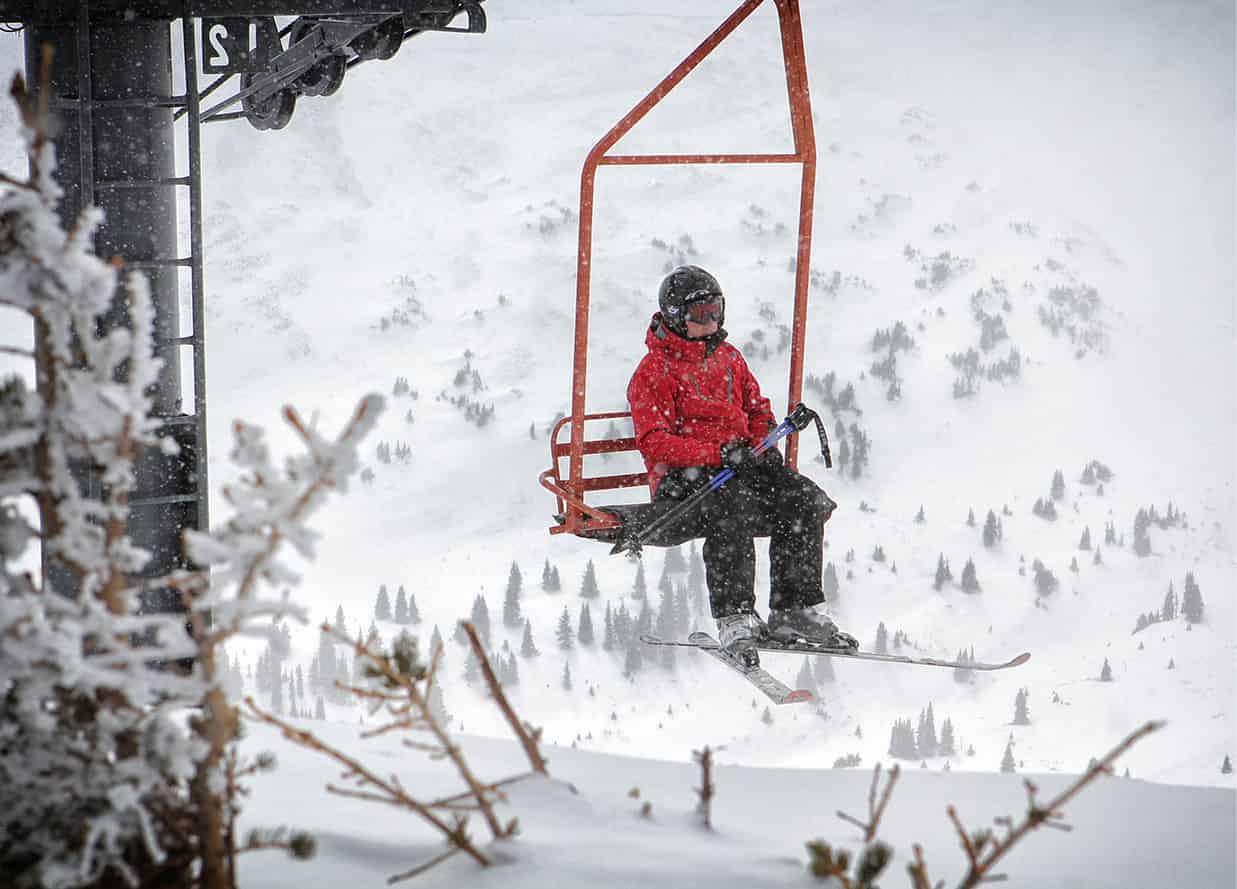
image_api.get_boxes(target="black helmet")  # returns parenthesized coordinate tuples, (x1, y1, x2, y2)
(658, 265, 724, 338)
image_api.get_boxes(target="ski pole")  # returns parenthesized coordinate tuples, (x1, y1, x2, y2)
(611, 403, 832, 557)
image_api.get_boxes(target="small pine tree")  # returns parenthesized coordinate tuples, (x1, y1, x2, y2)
(542, 558, 553, 591)
(1079, 527, 1092, 551)
(374, 584, 392, 621)
(795, 658, 816, 695)
(1181, 572, 1204, 623)
(1051, 469, 1066, 501)
(1161, 582, 1178, 621)
(314, 696, 326, 720)
(561, 660, 573, 691)
(1093, 546, 1103, 566)
(960, 558, 981, 594)
(823, 562, 840, 601)
(578, 602, 595, 645)
(760, 706, 774, 726)
(550, 565, 562, 592)
(982, 510, 1002, 548)
(602, 602, 616, 651)
(938, 719, 956, 757)
(1222, 754, 1232, 775)
(933, 554, 953, 591)
(470, 595, 491, 647)
(1100, 658, 1113, 681)
(520, 618, 539, 658)
(556, 607, 574, 650)
(579, 559, 601, 598)
(874, 622, 889, 655)
(1000, 740, 1016, 773)
(503, 561, 524, 628)
(1133, 508, 1152, 557)
(334, 605, 347, 635)
(1013, 688, 1030, 725)
(967, 508, 976, 527)
(632, 561, 648, 599)
(915, 504, 926, 523)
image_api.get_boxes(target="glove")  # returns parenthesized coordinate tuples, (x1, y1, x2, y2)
(719, 439, 756, 473)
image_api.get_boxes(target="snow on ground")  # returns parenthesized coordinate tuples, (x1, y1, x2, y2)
(235, 719, 1235, 888)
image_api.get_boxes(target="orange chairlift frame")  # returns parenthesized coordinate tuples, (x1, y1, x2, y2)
(540, 0, 818, 540)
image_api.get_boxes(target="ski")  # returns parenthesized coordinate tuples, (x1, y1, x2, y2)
(643, 632, 1030, 672)
(640, 632, 814, 706)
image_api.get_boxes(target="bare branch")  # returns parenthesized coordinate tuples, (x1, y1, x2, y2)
(837, 762, 900, 843)
(950, 721, 1163, 889)
(244, 697, 492, 868)
(462, 622, 548, 775)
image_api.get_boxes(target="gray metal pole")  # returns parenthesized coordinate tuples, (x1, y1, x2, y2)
(25, 15, 197, 609)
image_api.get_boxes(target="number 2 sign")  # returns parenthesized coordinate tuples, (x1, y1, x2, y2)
(201, 17, 281, 74)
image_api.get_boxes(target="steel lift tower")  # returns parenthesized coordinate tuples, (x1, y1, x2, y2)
(0, 0, 485, 608)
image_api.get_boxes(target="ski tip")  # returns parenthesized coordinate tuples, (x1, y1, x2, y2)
(785, 689, 814, 704)
(1009, 652, 1032, 667)
(638, 634, 661, 645)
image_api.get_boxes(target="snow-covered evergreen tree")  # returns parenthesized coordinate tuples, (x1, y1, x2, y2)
(394, 585, 410, 623)
(374, 584, 392, 621)
(1161, 582, 1178, 621)
(520, 618, 540, 658)
(503, 561, 524, 628)
(632, 561, 648, 599)
(470, 594, 492, 647)
(579, 559, 601, 598)
(1100, 658, 1114, 681)
(1133, 508, 1152, 557)
(0, 98, 373, 886)
(556, 606, 575, 650)
(823, 561, 840, 601)
(1013, 688, 1030, 725)
(1001, 740, 1017, 773)
(933, 554, 953, 591)
(961, 558, 981, 593)
(578, 602, 595, 646)
(1181, 572, 1205, 623)
(874, 622, 889, 655)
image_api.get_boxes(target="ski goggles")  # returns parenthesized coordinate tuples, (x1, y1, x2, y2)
(684, 294, 724, 324)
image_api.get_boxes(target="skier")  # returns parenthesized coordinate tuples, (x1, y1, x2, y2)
(626, 265, 857, 668)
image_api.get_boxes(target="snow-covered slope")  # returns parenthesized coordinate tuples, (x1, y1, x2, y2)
(233, 720, 1236, 888)
(0, 0, 1232, 816)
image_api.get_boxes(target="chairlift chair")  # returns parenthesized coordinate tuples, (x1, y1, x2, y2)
(540, 0, 820, 546)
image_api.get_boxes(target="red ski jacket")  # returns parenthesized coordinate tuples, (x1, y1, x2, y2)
(627, 313, 775, 495)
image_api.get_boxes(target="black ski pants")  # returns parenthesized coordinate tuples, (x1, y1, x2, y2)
(653, 463, 833, 619)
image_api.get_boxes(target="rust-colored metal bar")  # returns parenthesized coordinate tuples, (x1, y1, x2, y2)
(775, 0, 816, 469)
(559, 0, 817, 536)
(600, 153, 801, 165)
(569, 0, 767, 525)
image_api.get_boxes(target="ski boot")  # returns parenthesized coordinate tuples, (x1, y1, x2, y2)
(767, 605, 858, 651)
(716, 611, 766, 669)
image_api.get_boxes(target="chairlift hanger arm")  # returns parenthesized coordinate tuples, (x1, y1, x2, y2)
(0, 1, 464, 23)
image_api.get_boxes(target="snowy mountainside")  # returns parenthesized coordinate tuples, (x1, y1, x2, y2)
(233, 720, 1236, 889)
(0, 0, 1232, 800)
